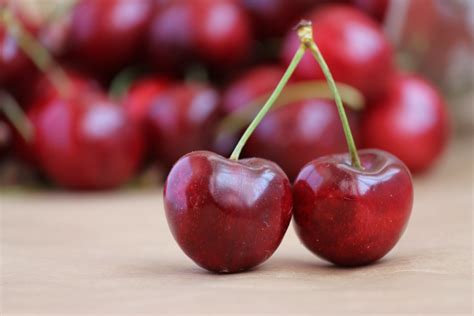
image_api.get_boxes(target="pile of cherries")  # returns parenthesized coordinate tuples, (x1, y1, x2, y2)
(0, 1, 449, 269)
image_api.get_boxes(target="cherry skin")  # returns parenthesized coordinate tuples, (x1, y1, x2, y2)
(293, 149, 413, 266)
(28, 83, 144, 190)
(164, 150, 292, 273)
(243, 98, 360, 180)
(281, 5, 394, 101)
(66, 0, 155, 74)
(362, 73, 450, 173)
(122, 76, 169, 126)
(147, 0, 252, 72)
(147, 82, 220, 170)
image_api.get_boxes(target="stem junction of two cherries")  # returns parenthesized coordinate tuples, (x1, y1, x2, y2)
(229, 20, 362, 170)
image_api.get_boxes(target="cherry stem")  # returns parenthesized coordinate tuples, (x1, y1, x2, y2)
(0, 8, 71, 97)
(0, 91, 34, 142)
(229, 44, 306, 160)
(297, 20, 362, 169)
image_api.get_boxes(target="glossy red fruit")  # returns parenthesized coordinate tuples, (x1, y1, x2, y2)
(281, 5, 394, 100)
(164, 150, 293, 273)
(362, 73, 450, 173)
(148, 0, 252, 72)
(67, 0, 155, 73)
(293, 149, 413, 266)
(122, 77, 169, 125)
(244, 98, 360, 180)
(29, 86, 144, 190)
(147, 82, 220, 169)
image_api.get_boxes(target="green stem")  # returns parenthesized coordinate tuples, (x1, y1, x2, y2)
(298, 21, 362, 169)
(229, 44, 306, 160)
(0, 8, 71, 97)
(0, 91, 34, 142)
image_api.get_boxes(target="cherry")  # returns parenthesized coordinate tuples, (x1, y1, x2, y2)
(122, 76, 169, 126)
(292, 21, 413, 266)
(0, 120, 12, 158)
(66, 0, 155, 74)
(28, 81, 144, 190)
(164, 151, 292, 273)
(162, 36, 307, 273)
(147, 0, 252, 72)
(362, 73, 450, 173)
(293, 150, 413, 266)
(281, 5, 394, 101)
(244, 98, 360, 180)
(147, 82, 220, 170)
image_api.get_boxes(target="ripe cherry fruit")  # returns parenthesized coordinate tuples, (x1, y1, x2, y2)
(362, 73, 450, 173)
(147, 82, 220, 170)
(281, 5, 394, 101)
(163, 41, 307, 273)
(29, 77, 144, 190)
(292, 21, 413, 266)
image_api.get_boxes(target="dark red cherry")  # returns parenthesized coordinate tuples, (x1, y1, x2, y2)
(281, 5, 394, 100)
(362, 73, 450, 173)
(243, 98, 360, 180)
(66, 0, 155, 73)
(147, 82, 220, 169)
(147, 0, 252, 72)
(122, 76, 169, 125)
(28, 85, 144, 190)
(164, 150, 292, 273)
(293, 149, 413, 266)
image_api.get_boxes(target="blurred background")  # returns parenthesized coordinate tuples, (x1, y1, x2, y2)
(0, 0, 473, 190)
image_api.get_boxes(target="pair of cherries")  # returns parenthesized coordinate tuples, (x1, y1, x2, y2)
(164, 22, 414, 273)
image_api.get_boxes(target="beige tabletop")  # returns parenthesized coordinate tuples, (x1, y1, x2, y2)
(1, 136, 473, 315)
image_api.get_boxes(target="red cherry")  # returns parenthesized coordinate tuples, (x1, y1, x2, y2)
(147, 82, 220, 169)
(243, 98, 360, 180)
(148, 0, 252, 72)
(67, 0, 155, 73)
(293, 149, 413, 266)
(122, 77, 169, 125)
(361, 73, 450, 173)
(281, 5, 394, 100)
(28, 83, 144, 190)
(164, 150, 292, 273)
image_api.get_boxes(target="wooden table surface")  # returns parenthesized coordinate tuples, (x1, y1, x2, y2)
(1, 136, 473, 315)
